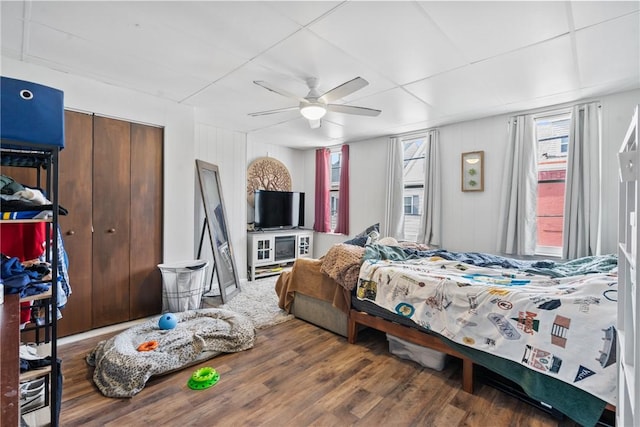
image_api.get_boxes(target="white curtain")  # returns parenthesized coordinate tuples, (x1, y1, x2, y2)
(563, 102, 602, 258)
(497, 114, 538, 255)
(384, 137, 405, 239)
(416, 130, 441, 246)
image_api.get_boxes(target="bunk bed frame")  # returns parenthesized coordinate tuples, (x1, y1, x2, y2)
(617, 104, 639, 427)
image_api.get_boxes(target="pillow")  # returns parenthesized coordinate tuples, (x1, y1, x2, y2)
(343, 235, 368, 247)
(345, 223, 380, 247)
(377, 236, 399, 246)
(356, 223, 379, 238)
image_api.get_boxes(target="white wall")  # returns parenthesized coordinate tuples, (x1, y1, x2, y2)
(193, 118, 247, 284)
(191, 119, 308, 282)
(304, 89, 640, 257)
(6, 57, 636, 274)
(245, 140, 308, 225)
(2, 58, 197, 263)
(438, 115, 508, 253)
(303, 137, 389, 257)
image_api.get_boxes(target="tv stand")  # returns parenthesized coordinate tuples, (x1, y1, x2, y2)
(247, 229, 313, 281)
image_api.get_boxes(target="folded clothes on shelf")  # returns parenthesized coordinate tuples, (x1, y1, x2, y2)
(19, 343, 46, 361)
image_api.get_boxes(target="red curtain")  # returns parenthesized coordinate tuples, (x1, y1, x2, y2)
(335, 144, 349, 234)
(314, 148, 330, 232)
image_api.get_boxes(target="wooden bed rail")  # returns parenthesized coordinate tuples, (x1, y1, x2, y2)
(348, 309, 474, 394)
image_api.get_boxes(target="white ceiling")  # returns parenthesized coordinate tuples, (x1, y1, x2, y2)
(2, 1, 639, 149)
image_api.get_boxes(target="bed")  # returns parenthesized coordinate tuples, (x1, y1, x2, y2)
(276, 242, 618, 427)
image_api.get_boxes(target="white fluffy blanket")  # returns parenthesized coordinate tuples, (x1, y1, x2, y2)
(86, 308, 256, 398)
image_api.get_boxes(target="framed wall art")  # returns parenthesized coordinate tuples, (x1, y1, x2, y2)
(461, 151, 484, 192)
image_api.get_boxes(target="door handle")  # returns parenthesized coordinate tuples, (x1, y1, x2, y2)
(108, 228, 116, 234)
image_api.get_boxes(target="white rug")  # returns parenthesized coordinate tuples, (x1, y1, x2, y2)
(213, 275, 293, 329)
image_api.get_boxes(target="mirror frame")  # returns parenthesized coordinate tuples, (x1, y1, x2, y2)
(195, 159, 240, 302)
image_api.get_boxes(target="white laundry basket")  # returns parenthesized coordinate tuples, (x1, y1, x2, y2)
(158, 260, 209, 312)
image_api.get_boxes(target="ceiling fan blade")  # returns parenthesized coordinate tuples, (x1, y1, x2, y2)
(308, 119, 321, 129)
(253, 81, 305, 102)
(248, 106, 299, 117)
(326, 104, 381, 117)
(319, 77, 369, 103)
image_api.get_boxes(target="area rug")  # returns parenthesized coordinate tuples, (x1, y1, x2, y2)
(215, 275, 293, 329)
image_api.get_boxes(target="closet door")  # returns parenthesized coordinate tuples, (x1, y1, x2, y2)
(92, 116, 131, 327)
(57, 111, 93, 336)
(129, 123, 163, 319)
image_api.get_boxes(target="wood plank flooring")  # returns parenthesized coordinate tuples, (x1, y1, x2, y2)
(56, 318, 583, 427)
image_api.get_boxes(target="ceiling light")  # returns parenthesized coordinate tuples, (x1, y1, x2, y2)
(300, 102, 327, 120)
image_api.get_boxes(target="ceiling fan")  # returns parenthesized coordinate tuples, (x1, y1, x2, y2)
(249, 76, 381, 129)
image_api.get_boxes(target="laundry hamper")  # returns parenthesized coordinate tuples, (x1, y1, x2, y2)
(158, 260, 209, 312)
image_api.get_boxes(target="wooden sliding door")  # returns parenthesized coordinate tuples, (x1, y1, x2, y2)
(57, 111, 94, 337)
(92, 116, 131, 327)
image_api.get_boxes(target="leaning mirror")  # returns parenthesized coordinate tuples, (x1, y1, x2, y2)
(195, 159, 240, 302)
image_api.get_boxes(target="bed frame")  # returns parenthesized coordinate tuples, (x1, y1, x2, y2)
(348, 308, 474, 394)
(348, 307, 617, 420)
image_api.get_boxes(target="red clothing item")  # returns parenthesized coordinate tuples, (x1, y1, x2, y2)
(0, 222, 46, 261)
(20, 301, 32, 324)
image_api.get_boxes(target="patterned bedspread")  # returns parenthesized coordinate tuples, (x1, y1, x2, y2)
(356, 257, 618, 405)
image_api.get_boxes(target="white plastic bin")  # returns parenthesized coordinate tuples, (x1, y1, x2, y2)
(158, 260, 209, 312)
(387, 334, 448, 371)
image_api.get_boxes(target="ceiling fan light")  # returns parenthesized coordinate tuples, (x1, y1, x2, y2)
(300, 104, 327, 120)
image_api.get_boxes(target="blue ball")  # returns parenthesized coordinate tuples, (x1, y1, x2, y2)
(158, 313, 178, 330)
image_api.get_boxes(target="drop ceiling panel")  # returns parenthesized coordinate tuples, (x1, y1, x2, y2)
(327, 88, 441, 132)
(309, 1, 467, 85)
(404, 66, 504, 116)
(184, 62, 311, 122)
(265, 1, 343, 27)
(29, 2, 248, 86)
(251, 117, 345, 148)
(251, 28, 395, 102)
(418, 1, 570, 62)
(570, 1, 640, 30)
(135, 1, 303, 60)
(0, 1, 24, 56)
(26, 23, 209, 101)
(575, 13, 640, 88)
(189, 86, 302, 134)
(469, 35, 578, 106)
(29, 1, 301, 61)
(2, 1, 638, 149)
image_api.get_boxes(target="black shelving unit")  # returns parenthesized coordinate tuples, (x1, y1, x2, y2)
(1, 141, 61, 427)
(1, 75, 65, 426)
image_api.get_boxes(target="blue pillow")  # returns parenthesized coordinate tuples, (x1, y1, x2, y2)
(345, 223, 380, 246)
(356, 223, 379, 238)
(344, 235, 368, 247)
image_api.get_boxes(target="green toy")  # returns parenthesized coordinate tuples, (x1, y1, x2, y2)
(187, 367, 220, 390)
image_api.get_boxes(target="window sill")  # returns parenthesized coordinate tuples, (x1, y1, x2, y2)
(535, 245, 563, 258)
(318, 231, 347, 236)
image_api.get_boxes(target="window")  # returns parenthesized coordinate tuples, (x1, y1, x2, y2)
(404, 195, 420, 215)
(534, 112, 570, 256)
(329, 149, 341, 231)
(402, 136, 427, 241)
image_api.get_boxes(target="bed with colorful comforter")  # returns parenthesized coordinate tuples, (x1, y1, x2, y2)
(352, 244, 618, 426)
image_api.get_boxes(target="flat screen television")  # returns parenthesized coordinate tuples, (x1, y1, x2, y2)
(254, 190, 305, 230)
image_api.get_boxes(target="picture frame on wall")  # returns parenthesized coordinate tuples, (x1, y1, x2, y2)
(461, 151, 484, 192)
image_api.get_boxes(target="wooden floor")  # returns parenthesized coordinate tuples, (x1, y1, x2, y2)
(56, 318, 582, 427)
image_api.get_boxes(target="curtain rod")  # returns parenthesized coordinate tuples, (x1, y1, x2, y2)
(509, 98, 601, 120)
(390, 127, 438, 139)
